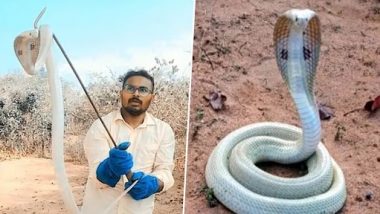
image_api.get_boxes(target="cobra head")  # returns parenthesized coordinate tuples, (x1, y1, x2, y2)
(14, 25, 52, 75)
(284, 9, 316, 31)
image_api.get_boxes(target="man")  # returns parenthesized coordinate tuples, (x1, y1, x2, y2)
(81, 70, 175, 214)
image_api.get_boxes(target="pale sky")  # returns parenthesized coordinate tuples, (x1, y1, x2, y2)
(0, 1, 195, 83)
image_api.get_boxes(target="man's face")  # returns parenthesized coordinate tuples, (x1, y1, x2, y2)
(120, 76, 154, 116)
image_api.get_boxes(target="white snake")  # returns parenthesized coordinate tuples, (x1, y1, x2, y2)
(15, 24, 80, 213)
(205, 9, 347, 213)
(14, 9, 135, 214)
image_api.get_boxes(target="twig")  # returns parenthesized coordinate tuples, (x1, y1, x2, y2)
(343, 108, 362, 117)
(238, 41, 247, 56)
(201, 47, 215, 71)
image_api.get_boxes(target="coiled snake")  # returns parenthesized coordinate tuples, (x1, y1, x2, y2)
(205, 9, 347, 214)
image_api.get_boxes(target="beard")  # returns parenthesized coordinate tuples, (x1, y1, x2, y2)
(121, 97, 151, 116)
(124, 106, 147, 116)
(124, 97, 148, 116)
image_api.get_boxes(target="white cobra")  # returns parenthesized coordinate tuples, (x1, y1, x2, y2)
(14, 24, 81, 214)
(205, 9, 347, 214)
(14, 10, 136, 214)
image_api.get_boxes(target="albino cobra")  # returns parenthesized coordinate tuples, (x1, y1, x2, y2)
(14, 23, 80, 214)
(205, 9, 347, 213)
(14, 9, 136, 214)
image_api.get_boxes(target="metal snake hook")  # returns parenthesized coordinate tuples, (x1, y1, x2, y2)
(52, 31, 136, 183)
(34, 7, 47, 29)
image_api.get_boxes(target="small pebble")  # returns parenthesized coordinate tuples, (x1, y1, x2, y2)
(355, 196, 363, 202)
(365, 191, 374, 201)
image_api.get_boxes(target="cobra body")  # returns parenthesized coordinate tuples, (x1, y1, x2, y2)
(15, 25, 80, 214)
(205, 9, 347, 213)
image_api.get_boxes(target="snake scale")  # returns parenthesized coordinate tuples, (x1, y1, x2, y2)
(205, 9, 347, 214)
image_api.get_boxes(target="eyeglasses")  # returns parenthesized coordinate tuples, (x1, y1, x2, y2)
(123, 84, 152, 96)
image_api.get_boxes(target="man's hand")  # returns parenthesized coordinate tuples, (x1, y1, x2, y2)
(108, 142, 133, 176)
(96, 142, 133, 187)
(124, 171, 161, 200)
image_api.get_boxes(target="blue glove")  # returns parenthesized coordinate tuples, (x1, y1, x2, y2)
(96, 142, 133, 187)
(124, 171, 160, 200)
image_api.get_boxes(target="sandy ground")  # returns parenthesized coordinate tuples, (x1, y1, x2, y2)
(0, 158, 86, 213)
(186, 0, 380, 213)
(0, 156, 184, 213)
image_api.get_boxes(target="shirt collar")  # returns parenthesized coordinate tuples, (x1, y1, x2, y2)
(139, 112, 155, 127)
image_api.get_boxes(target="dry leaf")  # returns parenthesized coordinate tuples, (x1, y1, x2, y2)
(203, 91, 227, 110)
(364, 95, 380, 112)
(318, 103, 334, 120)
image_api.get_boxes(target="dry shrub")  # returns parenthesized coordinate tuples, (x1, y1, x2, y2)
(0, 58, 189, 163)
(150, 58, 189, 137)
(0, 73, 51, 156)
